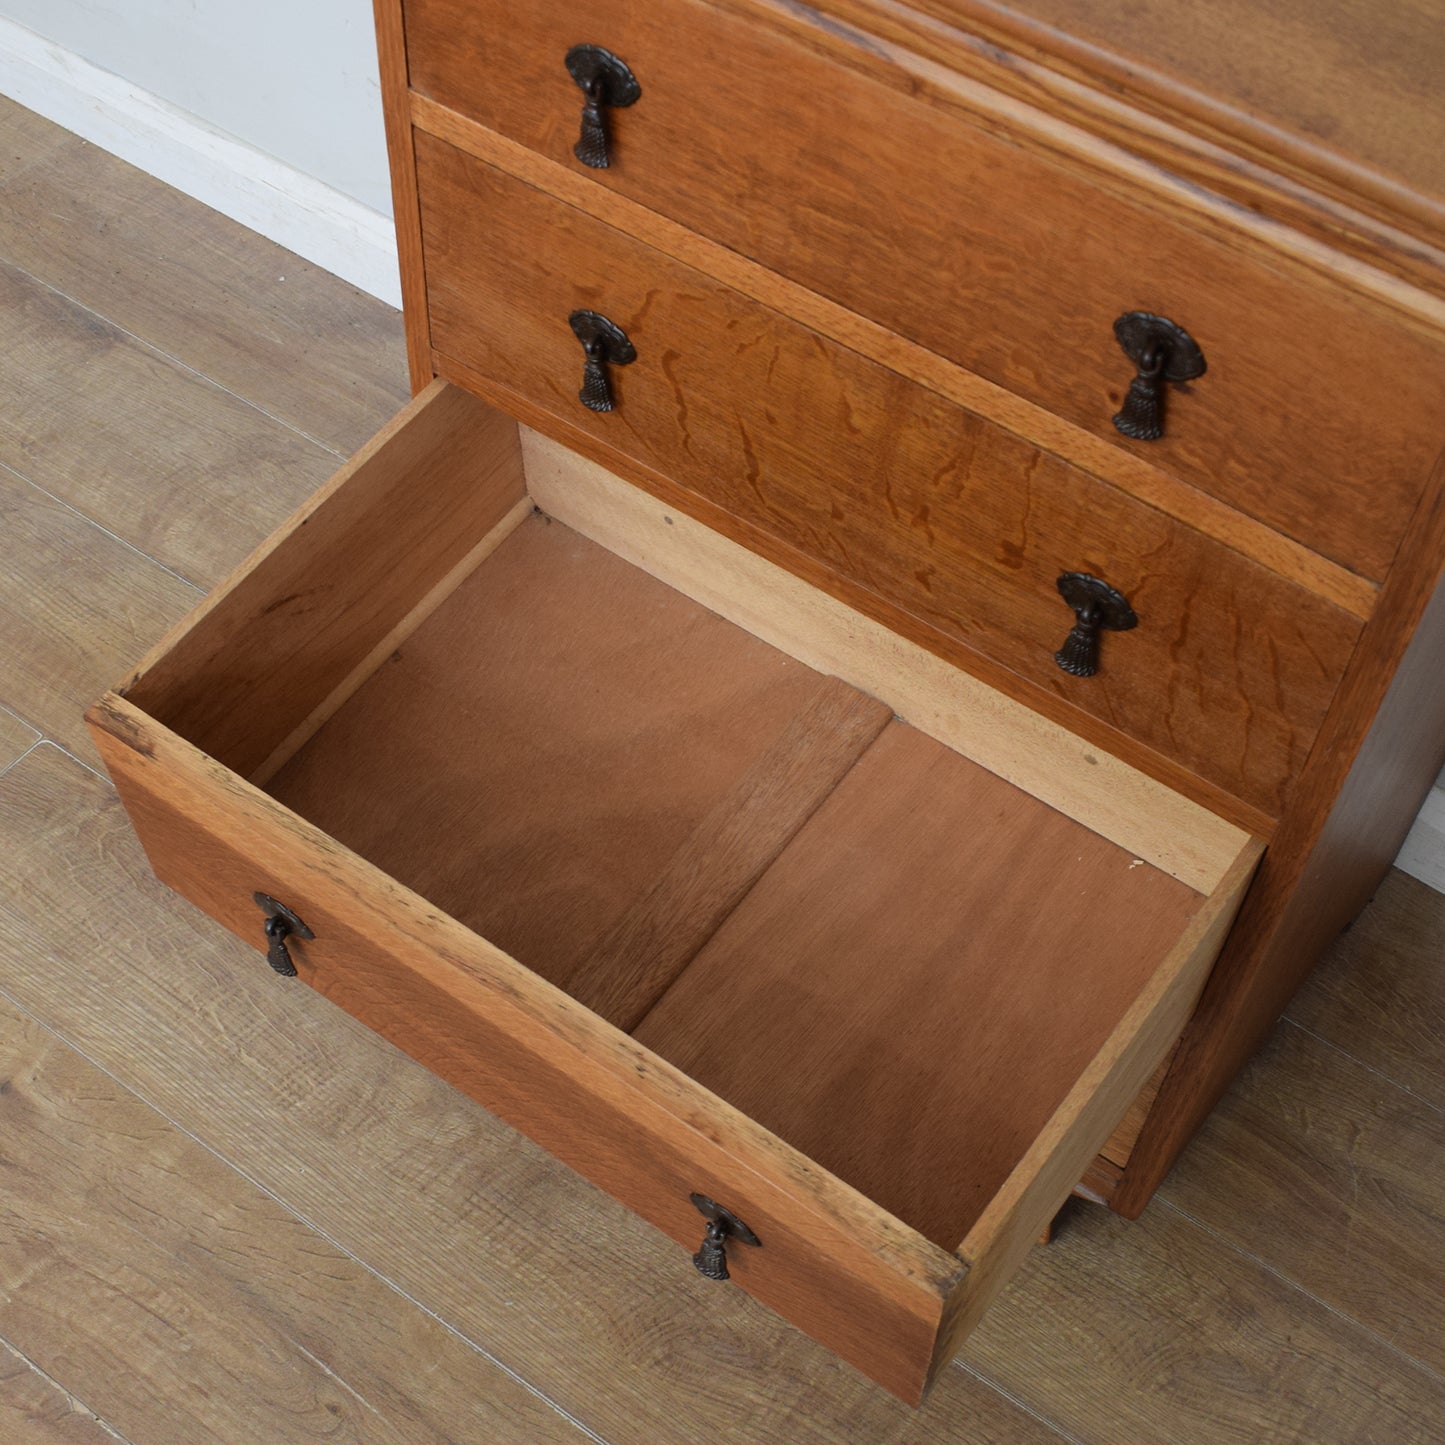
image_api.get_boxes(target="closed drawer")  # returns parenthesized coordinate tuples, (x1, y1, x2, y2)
(88, 380, 1262, 1404)
(416, 136, 1361, 824)
(402, 0, 1445, 583)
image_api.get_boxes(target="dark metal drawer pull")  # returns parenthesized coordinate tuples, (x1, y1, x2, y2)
(569, 310, 636, 412)
(1111, 312, 1206, 441)
(565, 45, 641, 169)
(253, 892, 314, 977)
(1054, 573, 1137, 677)
(689, 1193, 760, 1281)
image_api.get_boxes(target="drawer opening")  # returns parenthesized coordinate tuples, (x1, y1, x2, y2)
(112, 381, 1260, 1254)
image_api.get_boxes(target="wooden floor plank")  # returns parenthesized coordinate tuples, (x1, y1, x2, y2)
(1285, 870, 1445, 1111)
(0, 476, 198, 767)
(962, 1199, 1445, 1444)
(0, 745, 1069, 1444)
(0, 708, 40, 772)
(0, 113, 409, 454)
(0, 99, 72, 184)
(0, 259, 339, 588)
(1160, 1020, 1445, 1376)
(0, 1340, 120, 1445)
(0, 993, 587, 1445)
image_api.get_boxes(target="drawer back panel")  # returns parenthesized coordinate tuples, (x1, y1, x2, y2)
(415, 136, 1361, 822)
(403, 0, 1445, 584)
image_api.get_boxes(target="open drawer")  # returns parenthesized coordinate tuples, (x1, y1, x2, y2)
(87, 381, 1261, 1404)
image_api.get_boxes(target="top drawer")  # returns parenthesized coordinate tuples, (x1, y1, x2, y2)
(403, 0, 1445, 583)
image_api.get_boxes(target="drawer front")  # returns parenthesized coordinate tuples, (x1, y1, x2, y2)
(403, 0, 1445, 582)
(86, 695, 957, 1404)
(416, 137, 1362, 821)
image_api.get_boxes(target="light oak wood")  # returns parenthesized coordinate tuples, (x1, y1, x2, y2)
(249, 492, 533, 786)
(267, 513, 890, 1003)
(417, 141, 1359, 822)
(634, 720, 1214, 1249)
(907, 0, 1445, 237)
(754, 1, 1445, 297)
(0, 744, 1073, 1442)
(0, 468, 198, 768)
(522, 429, 1251, 895)
(86, 698, 961, 1404)
(0, 258, 337, 588)
(935, 833, 1260, 1382)
(1162, 1020, 1445, 1377)
(405, 0, 1445, 579)
(122, 380, 526, 779)
(1119, 455, 1445, 1216)
(1285, 870, 1445, 1112)
(413, 98, 1379, 623)
(0, 113, 408, 454)
(0, 996, 584, 1444)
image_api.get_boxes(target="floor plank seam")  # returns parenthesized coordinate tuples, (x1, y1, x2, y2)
(952, 1359, 1084, 1444)
(0, 260, 355, 465)
(0, 983, 618, 1445)
(1276, 1016, 1445, 1121)
(0, 1334, 135, 1444)
(1156, 1198, 1445, 1388)
(0, 457, 208, 594)
(0, 739, 42, 782)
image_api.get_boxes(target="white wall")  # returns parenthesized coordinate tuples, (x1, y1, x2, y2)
(0, 0, 390, 212)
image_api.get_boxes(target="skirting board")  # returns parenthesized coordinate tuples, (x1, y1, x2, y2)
(1397, 779, 1445, 895)
(0, 15, 401, 307)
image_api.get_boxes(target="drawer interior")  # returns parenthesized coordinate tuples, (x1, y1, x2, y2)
(118, 383, 1255, 1254)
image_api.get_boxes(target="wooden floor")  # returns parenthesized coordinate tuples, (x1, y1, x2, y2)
(1, 97, 1443, 1443)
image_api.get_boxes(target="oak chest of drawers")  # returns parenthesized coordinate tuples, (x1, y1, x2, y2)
(87, 0, 1445, 1405)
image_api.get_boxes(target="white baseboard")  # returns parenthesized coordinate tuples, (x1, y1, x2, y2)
(1397, 782, 1445, 895)
(0, 16, 400, 307)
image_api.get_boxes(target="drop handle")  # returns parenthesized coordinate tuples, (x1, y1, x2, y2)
(689, 1193, 761, 1281)
(565, 45, 641, 169)
(1111, 312, 1206, 441)
(253, 892, 314, 977)
(1054, 573, 1137, 678)
(569, 310, 636, 413)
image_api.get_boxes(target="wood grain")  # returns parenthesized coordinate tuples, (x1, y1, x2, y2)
(562, 686, 893, 1027)
(1161, 1020, 1445, 1377)
(0, 709, 39, 773)
(404, 0, 1445, 579)
(85, 703, 960, 1405)
(0, 1341, 116, 1445)
(906, 0, 1445, 232)
(963, 1198, 1445, 1442)
(1119, 458, 1445, 1217)
(0, 259, 338, 588)
(0, 118, 408, 455)
(523, 430, 1252, 894)
(1285, 870, 1445, 1111)
(0, 98, 72, 184)
(935, 834, 1259, 1383)
(372, 0, 432, 392)
(269, 513, 888, 1004)
(0, 997, 584, 1444)
(733, 0, 1445, 295)
(418, 139, 1360, 822)
(635, 721, 1211, 1249)
(422, 101, 1377, 623)
(0, 470, 199, 767)
(123, 381, 526, 780)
